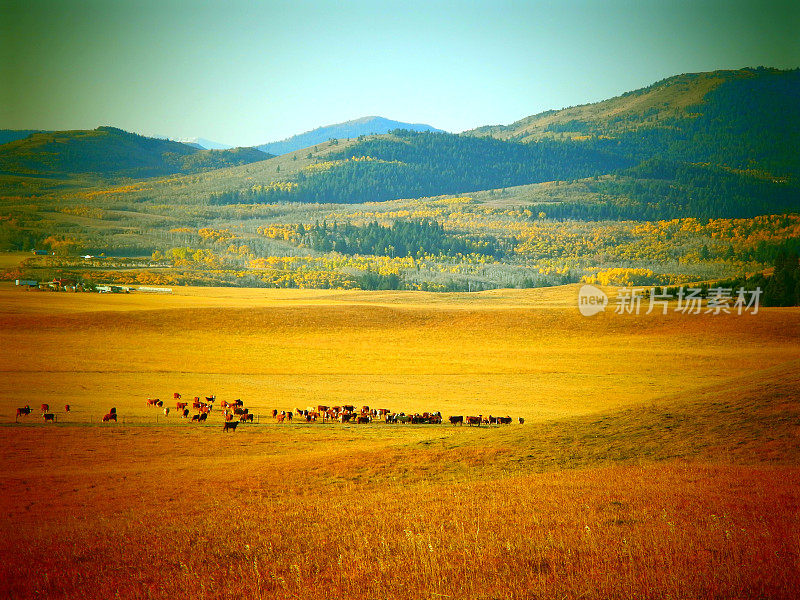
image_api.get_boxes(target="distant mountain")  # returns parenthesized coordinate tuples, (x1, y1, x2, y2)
(0, 130, 45, 146)
(176, 137, 233, 150)
(0, 126, 272, 178)
(258, 116, 445, 155)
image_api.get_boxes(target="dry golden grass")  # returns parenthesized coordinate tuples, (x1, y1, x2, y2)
(1, 284, 798, 598)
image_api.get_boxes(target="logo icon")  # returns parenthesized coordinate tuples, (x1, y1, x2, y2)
(578, 284, 608, 316)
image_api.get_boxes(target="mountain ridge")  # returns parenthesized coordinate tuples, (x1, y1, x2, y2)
(464, 67, 797, 142)
(0, 126, 273, 178)
(257, 116, 445, 155)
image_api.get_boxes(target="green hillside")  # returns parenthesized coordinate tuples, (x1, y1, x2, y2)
(0, 126, 272, 178)
(466, 68, 796, 148)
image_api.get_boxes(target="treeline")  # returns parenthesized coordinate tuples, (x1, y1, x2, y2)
(303, 219, 508, 259)
(534, 160, 800, 221)
(608, 68, 800, 179)
(712, 250, 800, 306)
(209, 130, 631, 205)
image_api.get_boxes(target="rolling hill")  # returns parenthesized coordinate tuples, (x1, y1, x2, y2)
(224, 67, 798, 219)
(0, 130, 45, 146)
(0, 126, 272, 178)
(465, 67, 798, 146)
(257, 116, 445, 155)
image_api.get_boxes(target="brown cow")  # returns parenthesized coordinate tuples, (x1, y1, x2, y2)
(240, 413, 254, 422)
(16, 406, 31, 418)
(356, 415, 370, 424)
(173, 392, 181, 399)
(102, 413, 117, 422)
(466, 416, 481, 427)
(177, 402, 188, 410)
(64, 404, 70, 412)
(449, 415, 463, 426)
(222, 421, 238, 433)
(41, 403, 49, 413)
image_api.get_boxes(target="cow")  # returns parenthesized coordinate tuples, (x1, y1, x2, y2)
(449, 415, 463, 426)
(173, 392, 181, 399)
(182, 408, 190, 418)
(225, 412, 233, 422)
(102, 413, 117, 422)
(385, 413, 397, 424)
(16, 406, 31, 418)
(466, 416, 482, 427)
(192, 401, 201, 410)
(205, 396, 215, 403)
(43, 413, 55, 422)
(519, 417, 525, 425)
(361, 405, 370, 413)
(199, 413, 207, 422)
(240, 413, 254, 422)
(286, 411, 293, 422)
(343, 405, 354, 412)
(176, 402, 188, 410)
(146, 398, 160, 407)
(272, 409, 278, 418)
(163, 407, 170, 417)
(41, 403, 49, 413)
(233, 399, 243, 407)
(356, 415, 370, 424)
(276, 413, 285, 423)
(191, 414, 201, 422)
(488, 416, 498, 425)
(498, 416, 512, 425)
(64, 405, 71, 412)
(222, 421, 238, 433)
(109, 407, 116, 414)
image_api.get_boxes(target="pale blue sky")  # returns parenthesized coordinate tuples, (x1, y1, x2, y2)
(2, 0, 798, 146)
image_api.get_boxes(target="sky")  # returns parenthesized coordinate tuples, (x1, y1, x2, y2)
(1, 0, 799, 147)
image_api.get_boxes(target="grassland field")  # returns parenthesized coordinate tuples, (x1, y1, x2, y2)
(1, 283, 799, 599)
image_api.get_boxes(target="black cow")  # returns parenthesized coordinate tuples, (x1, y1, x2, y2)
(449, 415, 463, 426)
(223, 421, 238, 433)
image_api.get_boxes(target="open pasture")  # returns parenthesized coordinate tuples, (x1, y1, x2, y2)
(1, 283, 798, 422)
(1, 284, 799, 599)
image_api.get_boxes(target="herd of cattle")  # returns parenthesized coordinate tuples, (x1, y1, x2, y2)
(14, 396, 524, 430)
